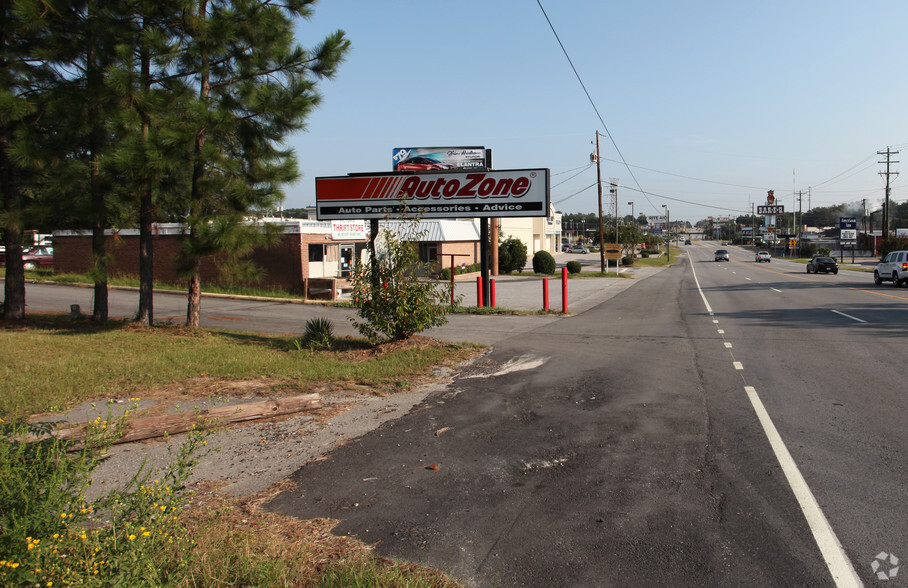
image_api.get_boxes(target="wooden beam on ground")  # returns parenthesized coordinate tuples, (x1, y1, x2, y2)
(31, 394, 321, 450)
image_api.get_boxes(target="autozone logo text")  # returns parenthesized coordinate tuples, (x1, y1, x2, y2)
(398, 173, 532, 200)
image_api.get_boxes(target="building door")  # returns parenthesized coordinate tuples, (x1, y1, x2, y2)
(340, 244, 354, 277)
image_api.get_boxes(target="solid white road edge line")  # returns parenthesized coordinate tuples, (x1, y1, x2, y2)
(744, 386, 863, 588)
(688, 254, 714, 314)
(831, 310, 867, 323)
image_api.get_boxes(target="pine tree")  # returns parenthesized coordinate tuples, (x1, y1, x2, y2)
(175, 0, 349, 327)
(0, 0, 58, 320)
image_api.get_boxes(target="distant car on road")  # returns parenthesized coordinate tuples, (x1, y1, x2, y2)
(874, 249, 908, 286)
(755, 250, 771, 263)
(714, 249, 729, 262)
(806, 256, 838, 274)
(569, 245, 590, 254)
(684, 239, 691, 245)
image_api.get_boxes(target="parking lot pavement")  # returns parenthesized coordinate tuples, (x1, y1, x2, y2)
(448, 265, 664, 314)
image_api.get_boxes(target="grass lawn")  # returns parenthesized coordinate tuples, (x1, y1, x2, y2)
(0, 314, 478, 586)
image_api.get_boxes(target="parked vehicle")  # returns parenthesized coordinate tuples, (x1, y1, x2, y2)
(755, 250, 772, 263)
(569, 245, 590, 254)
(22, 246, 54, 270)
(874, 250, 908, 286)
(806, 256, 838, 274)
(0, 245, 54, 270)
(714, 249, 729, 262)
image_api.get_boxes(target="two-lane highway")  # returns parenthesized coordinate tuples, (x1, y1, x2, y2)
(684, 243, 907, 586)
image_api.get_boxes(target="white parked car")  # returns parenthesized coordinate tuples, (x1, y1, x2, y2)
(874, 250, 908, 286)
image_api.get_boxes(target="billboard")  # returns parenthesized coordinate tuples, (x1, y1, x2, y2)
(392, 147, 487, 171)
(316, 169, 550, 220)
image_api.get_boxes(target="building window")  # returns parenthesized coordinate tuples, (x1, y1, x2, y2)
(308, 243, 324, 262)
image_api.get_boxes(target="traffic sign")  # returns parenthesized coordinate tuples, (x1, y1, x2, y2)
(789, 239, 797, 247)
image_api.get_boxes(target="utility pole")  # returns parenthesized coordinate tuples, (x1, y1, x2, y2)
(751, 203, 756, 247)
(610, 178, 619, 258)
(593, 132, 606, 273)
(797, 191, 803, 257)
(862, 198, 867, 250)
(878, 147, 899, 238)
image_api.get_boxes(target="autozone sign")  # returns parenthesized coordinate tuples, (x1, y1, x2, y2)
(315, 169, 550, 220)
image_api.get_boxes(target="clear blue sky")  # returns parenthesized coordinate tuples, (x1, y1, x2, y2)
(284, 0, 908, 224)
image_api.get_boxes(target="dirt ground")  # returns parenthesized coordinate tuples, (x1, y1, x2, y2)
(47, 338, 490, 501)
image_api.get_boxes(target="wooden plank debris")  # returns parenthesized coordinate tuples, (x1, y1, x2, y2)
(30, 394, 321, 449)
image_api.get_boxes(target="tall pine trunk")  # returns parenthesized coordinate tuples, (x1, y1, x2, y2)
(185, 0, 209, 328)
(1, 124, 25, 321)
(136, 19, 154, 326)
(88, 30, 109, 322)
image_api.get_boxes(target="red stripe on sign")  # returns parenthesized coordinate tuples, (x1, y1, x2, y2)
(316, 176, 407, 201)
(379, 176, 403, 199)
(316, 177, 373, 200)
(363, 177, 380, 199)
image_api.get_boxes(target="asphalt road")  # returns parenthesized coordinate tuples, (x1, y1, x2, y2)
(263, 245, 908, 587)
(12, 249, 907, 586)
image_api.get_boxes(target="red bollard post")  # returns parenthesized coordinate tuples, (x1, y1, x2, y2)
(490, 278, 496, 308)
(476, 275, 484, 308)
(543, 278, 549, 311)
(562, 267, 568, 314)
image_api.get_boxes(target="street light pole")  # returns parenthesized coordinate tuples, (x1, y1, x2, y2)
(628, 202, 634, 227)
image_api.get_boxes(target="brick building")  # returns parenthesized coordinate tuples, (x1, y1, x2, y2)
(52, 219, 482, 295)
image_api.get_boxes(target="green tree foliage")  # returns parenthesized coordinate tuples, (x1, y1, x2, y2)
(498, 236, 527, 273)
(349, 221, 455, 343)
(532, 250, 556, 274)
(1, 0, 52, 320)
(176, 0, 350, 327)
(879, 237, 908, 258)
(1, 0, 348, 326)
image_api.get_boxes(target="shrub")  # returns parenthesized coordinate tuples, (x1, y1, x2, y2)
(532, 250, 556, 274)
(879, 238, 908, 258)
(498, 237, 528, 274)
(290, 317, 334, 350)
(0, 409, 210, 587)
(349, 216, 458, 342)
(566, 260, 582, 274)
(621, 255, 634, 266)
(640, 250, 650, 258)
(437, 262, 481, 281)
(801, 243, 818, 258)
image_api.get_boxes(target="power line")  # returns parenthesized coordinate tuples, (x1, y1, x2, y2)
(535, 1, 658, 214)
